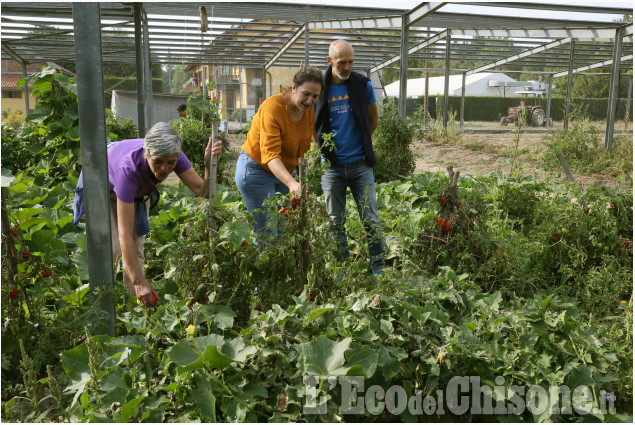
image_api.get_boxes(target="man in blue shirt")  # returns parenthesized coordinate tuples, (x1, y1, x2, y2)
(314, 39, 385, 275)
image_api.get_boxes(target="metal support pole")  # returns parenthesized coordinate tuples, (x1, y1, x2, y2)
(605, 27, 623, 149)
(72, 2, 115, 337)
(460, 72, 466, 130)
(142, 13, 153, 130)
(564, 40, 575, 132)
(304, 26, 310, 66)
(133, 4, 145, 137)
(398, 15, 409, 118)
(22, 63, 30, 113)
(239, 66, 243, 124)
(443, 32, 451, 129)
(263, 66, 267, 100)
(202, 63, 207, 98)
(424, 53, 429, 125)
(545, 73, 553, 130)
(624, 76, 632, 132)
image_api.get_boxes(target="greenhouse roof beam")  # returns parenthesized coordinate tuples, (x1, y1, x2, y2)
(553, 55, 634, 78)
(264, 23, 306, 70)
(467, 38, 573, 75)
(370, 29, 449, 73)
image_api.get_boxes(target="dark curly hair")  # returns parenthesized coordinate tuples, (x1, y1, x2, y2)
(292, 66, 324, 92)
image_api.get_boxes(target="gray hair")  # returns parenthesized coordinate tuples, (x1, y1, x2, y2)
(144, 122, 182, 158)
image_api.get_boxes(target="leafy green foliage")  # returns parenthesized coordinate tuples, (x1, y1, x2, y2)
(170, 117, 211, 175)
(543, 120, 633, 176)
(1, 125, 34, 174)
(14, 65, 81, 186)
(1, 108, 25, 129)
(372, 102, 417, 182)
(171, 91, 231, 184)
(105, 109, 138, 142)
(45, 275, 630, 422)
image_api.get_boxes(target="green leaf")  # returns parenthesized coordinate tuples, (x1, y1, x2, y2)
(66, 125, 80, 140)
(193, 372, 217, 422)
(120, 396, 146, 422)
(197, 304, 236, 330)
(222, 336, 257, 363)
(73, 247, 89, 281)
(202, 344, 233, 369)
(301, 335, 351, 376)
(541, 294, 554, 310)
(346, 345, 379, 378)
(161, 314, 179, 332)
(106, 335, 149, 349)
(380, 319, 394, 335)
(307, 305, 333, 320)
(167, 339, 200, 367)
(193, 334, 225, 353)
(219, 220, 251, 251)
(567, 364, 594, 388)
(1, 167, 16, 187)
(60, 344, 91, 385)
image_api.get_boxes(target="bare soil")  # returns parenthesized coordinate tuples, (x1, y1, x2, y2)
(165, 122, 632, 189)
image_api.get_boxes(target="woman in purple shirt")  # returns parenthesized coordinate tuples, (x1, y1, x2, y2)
(75, 122, 221, 307)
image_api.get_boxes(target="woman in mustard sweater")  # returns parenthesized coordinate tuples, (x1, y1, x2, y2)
(235, 66, 323, 243)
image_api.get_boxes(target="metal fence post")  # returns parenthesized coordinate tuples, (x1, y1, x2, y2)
(72, 2, 115, 337)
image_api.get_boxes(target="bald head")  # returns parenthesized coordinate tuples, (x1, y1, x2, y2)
(328, 39, 354, 58)
(327, 39, 355, 83)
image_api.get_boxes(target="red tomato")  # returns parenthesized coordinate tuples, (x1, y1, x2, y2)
(291, 197, 300, 210)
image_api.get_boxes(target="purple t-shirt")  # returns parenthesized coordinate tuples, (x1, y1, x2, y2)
(108, 138, 191, 203)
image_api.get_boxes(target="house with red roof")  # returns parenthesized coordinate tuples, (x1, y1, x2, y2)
(1, 60, 41, 118)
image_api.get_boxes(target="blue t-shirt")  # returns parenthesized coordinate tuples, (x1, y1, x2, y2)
(327, 80, 377, 164)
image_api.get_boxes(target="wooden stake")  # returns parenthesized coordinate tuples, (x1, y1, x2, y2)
(556, 152, 576, 183)
(208, 123, 219, 230)
(298, 158, 309, 283)
(1, 188, 18, 287)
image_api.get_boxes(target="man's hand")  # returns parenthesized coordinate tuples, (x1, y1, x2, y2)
(204, 137, 223, 169)
(134, 279, 160, 307)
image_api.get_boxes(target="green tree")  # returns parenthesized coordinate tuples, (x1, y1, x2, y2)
(162, 64, 192, 95)
(552, 74, 630, 98)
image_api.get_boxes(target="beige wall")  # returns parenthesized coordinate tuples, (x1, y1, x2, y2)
(1, 89, 36, 117)
(190, 64, 307, 121)
(268, 67, 297, 95)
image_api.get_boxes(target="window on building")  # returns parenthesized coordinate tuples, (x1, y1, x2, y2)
(2, 91, 22, 99)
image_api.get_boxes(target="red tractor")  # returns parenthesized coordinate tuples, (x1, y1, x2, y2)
(500, 91, 546, 127)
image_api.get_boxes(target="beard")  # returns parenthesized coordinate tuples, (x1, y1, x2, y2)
(333, 67, 350, 81)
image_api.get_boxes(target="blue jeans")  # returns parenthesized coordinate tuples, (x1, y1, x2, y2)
(235, 151, 288, 244)
(321, 159, 385, 271)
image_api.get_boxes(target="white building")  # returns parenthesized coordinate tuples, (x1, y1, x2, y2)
(384, 72, 551, 98)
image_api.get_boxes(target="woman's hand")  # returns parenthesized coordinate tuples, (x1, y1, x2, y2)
(287, 180, 301, 194)
(204, 137, 223, 169)
(134, 279, 160, 307)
